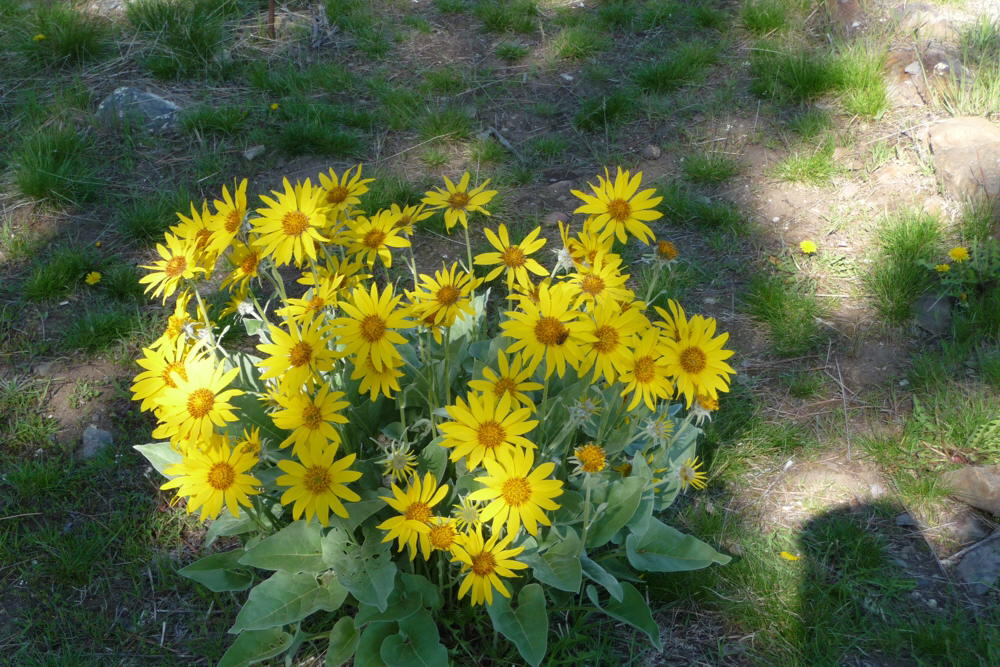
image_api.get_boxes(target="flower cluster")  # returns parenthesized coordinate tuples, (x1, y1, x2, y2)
(924, 242, 1000, 306)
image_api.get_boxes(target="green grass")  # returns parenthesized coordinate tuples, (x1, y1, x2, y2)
(116, 185, 193, 242)
(574, 90, 631, 131)
(26, 4, 111, 65)
(786, 107, 832, 139)
(682, 152, 741, 184)
(422, 66, 467, 95)
(745, 273, 827, 356)
(99, 262, 146, 301)
(836, 43, 888, 119)
(325, 0, 395, 57)
(24, 245, 98, 301)
(632, 42, 720, 93)
(61, 301, 144, 351)
(773, 140, 840, 184)
(959, 198, 998, 244)
(14, 125, 100, 205)
(552, 26, 609, 60)
(271, 103, 368, 156)
(864, 210, 942, 325)
(495, 41, 529, 62)
(474, 0, 537, 34)
(181, 104, 249, 135)
(750, 46, 840, 103)
(782, 369, 825, 398)
(741, 0, 788, 36)
(0, 375, 59, 451)
(527, 134, 569, 162)
(960, 16, 1000, 65)
(658, 182, 746, 230)
(419, 107, 473, 140)
(127, 0, 242, 79)
(598, 0, 636, 28)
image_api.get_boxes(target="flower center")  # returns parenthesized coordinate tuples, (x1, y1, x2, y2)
(502, 246, 526, 268)
(240, 252, 259, 275)
(303, 466, 331, 494)
(493, 377, 518, 398)
(436, 285, 460, 306)
(194, 229, 212, 250)
(186, 388, 215, 418)
(206, 462, 236, 490)
(679, 346, 707, 374)
(580, 274, 606, 296)
(302, 403, 322, 429)
(657, 240, 677, 260)
(447, 191, 470, 209)
(633, 355, 656, 383)
(534, 316, 569, 346)
(326, 186, 349, 204)
(288, 341, 313, 367)
(575, 444, 606, 473)
(405, 501, 432, 523)
(160, 361, 188, 388)
(697, 394, 719, 411)
(225, 209, 242, 233)
(592, 325, 619, 354)
(397, 214, 411, 227)
(165, 256, 187, 278)
(165, 315, 186, 339)
(471, 550, 496, 576)
(500, 477, 531, 506)
(607, 199, 631, 222)
(362, 229, 386, 249)
(281, 211, 310, 237)
(360, 314, 386, 342)
(428, 523, 456, 549)
(477, 421, 506, 450)
(306, 296, 325, 313)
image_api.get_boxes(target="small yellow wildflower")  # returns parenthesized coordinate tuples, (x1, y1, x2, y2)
(85, 271, 102, 285)
(33, 33, 46, 42)
(779, 551, 800, 561)
(655, 239, 679, 261)
(571, 443, 607, 475)
(948, 246, 969, 263)
(95, 241, 103, 248)
(269, 102, 280, 111)
(678, 456, 708, 490)
(935, 263, 951, 273)
(799, 240, 817, 255)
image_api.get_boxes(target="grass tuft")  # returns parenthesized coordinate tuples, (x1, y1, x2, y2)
(14, 126, 99, 205)
(61, 302, 144, 351)
(864, 210, 942, 325)
(742, 0, 788, 36)
(745, 272, 827, 356)
(474, 0, 537, 34)
(24, 245, 98, 301)
(419, 107, 473, 141)
(682, 152, 741, 184)
(633, 42, 720, 93)
(495, 42, 529, 62)
(127, 0, 241, 79)
(773, 140, 840, 184)
(181, 104, 248, 135)
(27, 4, 110, 65)
(574, 90, 631, 132)
(116, 186, 193, 243)
(658, 182, 745, 230)
(751, 46, 839, 103)
(836, 44, 888, 119)
(552, 26, 609, 60)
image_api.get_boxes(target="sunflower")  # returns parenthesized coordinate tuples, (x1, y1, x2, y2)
(501, 281, 594, 378)
(571, 167, 662, 244)
(566, 253, 633, 306)
(618, 330, 673, 412)
(170, 200, 218, 265)
(661, 311, 735, 407)
(379, 441, 417, 484)
(559, 219, 617, 269)
(208, 179, 249, 256)
(422, 172, 498, 231)
(276, 275, 344, 323)
(257, 314, 337, 392)
(152, 357, 243, 442)
(318, 164, 372, 222)
(351, 351, 405, 400)
(221, 242, 262, 292)
(331, 283, 411, 372)
(438, 391, 538, 469)
(652, 298, 687, 342)
(451, 527, 528, 606)
(377, 472, 449, 560)
(578, 300, 646, 385)
(251, 177, 329, 267)
(139, 233, 206, 303)
(131, 337, 193, 413)
(161, 440, 260, 520)
(387, 202, 432, 235)
(271, 385, 349, 456)
(425, 516, 462, 557)
(468, 446, 563, 537)
(346, 209, 411, 268)
(149, 292, 196, 350)
(571, 443, 607, 475)
(678, 456, 708, 490)
(409, 263, 480, 327)
(277, 445, 362, 525)
(467, 350, 543, 408)
(474, 224, 548, 290)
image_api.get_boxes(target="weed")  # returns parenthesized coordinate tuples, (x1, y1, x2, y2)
(527, 134, 569, 162)
(959, 198, 997, 244)
(658, 182, 745, 230)
(325, 0, 395, 57)
(633, 42, 720, 93)
(0, 376, 58, 451)
(27, 4, 110, 65)
(361, 170, 424, 212)
(782, 370, 825, 398)
(61, 301, 143, 351)
(751, 46, 839, 103)
(128, 0, 241, 78)
(116, 186, 193, 243)
(24, 245, 97, 301)
(864, 210, 942, 325)
(14, 126, 100, 205)
(419, 107, 473, 140)
(774, 139, 839, 184)
(421, 148, 449, 168)
(598, 0, 636, 29)
(474, 0, 537, 34)
(574, 90, 631, 132)
(742, 0, 787, 36)
(683, 152, 741, 184)
(495, 42, 529, 62)
(470, 137, 507, 164)
(422, 66, 467, 95)
(101, 262, 146, 301)
(787, 108, 832, 139)
(552, 26, 609, 60)
(181, 105, 248, 135)
(960, 17, 1000, 65)
(745, 273, 827, 356)
(271, 103, 367, 156)
(837, 43, 888, 119)
(865, 139, 894, 173)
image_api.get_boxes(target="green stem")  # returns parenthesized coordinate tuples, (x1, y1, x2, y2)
(442, 325, 452, 407)
(462, 224, 474, 274)
(666, 409, 696, 450)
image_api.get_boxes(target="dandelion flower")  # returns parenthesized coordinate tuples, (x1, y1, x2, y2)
(474, 224, 548, 290)
(33, 33, 46, 41)
(269, 102, 279, 111)
(451, 527, 528, 606)
(468, 350, 543, 409)
(948, 246, 969, 263)
(271, 386, 349, 456)
(85, 271, 102, 285)
(571, 443, 607, 475)
(377, 472, 449, 560)
(468, 446, 563, 537)
(438, 392, 538, 469)
(935, 263, 951, 273)
(779, 551, 800, 561)
(422, 172, 497, 231)
(799, 240, 817, 255)
(678, 456, 708, 490)
(277, 445, 362, 525)
(331, 283, 411, 371)
(571, 167, 662, 244)
(251, 178, 329, 267)
(139, 233, 206, 303)
(161, 441, 260, 520)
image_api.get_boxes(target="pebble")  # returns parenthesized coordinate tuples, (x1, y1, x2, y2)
(641, 144, 662, 160)
(895, 512, 918, 528)
(81, 425, 113, 459)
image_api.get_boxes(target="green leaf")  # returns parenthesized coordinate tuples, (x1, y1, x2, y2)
(133, 442, 181, 478)
(551, 489, 583, 525)
(326, 616, 359, 667)
(380, 609, 449, 667)
(586, 476, 644, 548)
(230, 571, 348, 633)
(486, 583, 548, 667)
(586, 583, 662, 651)
(239, 520, 324, 573)
(399, 572, 443, 611)
(218, 628, 293, 667)
(243, 318, 264, 338)
(229, 390, 287, 443)
(178, 549, 252, 592)
(419, 437, 448, 483)
(205, 510, 257, 548)
(523, 527, 582, 592)
(626, 518, 731, 572)
(324, 529, 397, 612)
(581, 554, 623, 602)
(355, 622, 396, 667)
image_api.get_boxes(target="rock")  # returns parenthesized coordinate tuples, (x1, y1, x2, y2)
(96, 87, 181, 133)
(956, 539, 1000, 594)
(869, 482, 887, 498)
(243, 144, 266, 161)
(930, 116, 1000, 152)
(33, 360, 56, 377)
(641, 144, 662, 160)
(940, 465, 1000, 516)
(80, 425, 113, 459)
(542, 211, 567, 226)
(826, 0, 864, 35)
(884, 45, 967, 108)
(913, 293, 951, 336)
(894, 3, 959, 42)
(931, 144, 1000, 200)
(895, 512, 918, 528)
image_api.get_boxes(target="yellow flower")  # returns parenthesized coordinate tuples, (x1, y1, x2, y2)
(161, 441, 260, 520)
(271, 386, 349, 456)
(438, 391, 538, 469)
(566, 253, 633, 306)
(277, 444, 362, 525)
(387, 202, 432, 235)
(170, 200, 219, 268)
(351, 351, 405, 400)
(948, 246, 969, 263)
(571, 443, 607, 475)
(652, 298, 687, 342)
(235, 426, 263, 456)
(256, 314, 337, 392)
(331, 283, 411, 371)
(779, 551, 800, 561)
(139, 233, 206, 303)
(149, 291, 196, 350)
(251, 178, 329, 267)
(318, 164, 373, 221)
(451, 526, 528, 606)
(678, 456, 708, 490)
(579, 300, 646, 385)
(474, 224, 548, 289)
(380, 441, 418, 484)
(560, 219, 617, 269)
(347, 210, 412, 268)
(501, 281, 595, 379)
(422, 172, 498, 231)
(270, 102, 279, 111)
(662, 311, 736, 408)
(95, 241, 102, 247)
(468, 446, 563, 537)
(221, 242, 262, 292)
(935, 263, 951, 273)
(276, 275, 344, 323)
(33, 33, 46, 41)
(409, 262, 480, 328)
(152, 356, 243, 442)
(377, 472, 449, 560)
(619, 329, 674, 412)
(85, 271, 102, 285)
(571, 167, 662, 244)
(131, 337, 192, 413)
(426, 516, 462, 556)
(467, 350, 543, 408)
(655, 238, 679, 261)
(799, 239, 817, 255)
(208, 179, 248, 256)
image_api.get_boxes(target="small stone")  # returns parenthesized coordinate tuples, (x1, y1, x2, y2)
(243, 144, 266, 161)
(80, 425, 113, 459)
(956, 540, 1000, 594)
(869, 483, 887, 498)
(641, 144, 661, 160)
(542, 211, 567, 226)
(913, 293, 952, 336)
(940, 466, 1000, 516)
(560, 73, 574, 81)
(895, 512, 918, 528)
(33, 361, 55, 377)
(96, 87, 181, 134)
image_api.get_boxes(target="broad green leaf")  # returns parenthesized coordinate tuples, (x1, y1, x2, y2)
(178, 549, 252, 592)
(329, 497, 384, 534)
(205, 510, 257, 548)
(355, 592, 421, 626)
(239, 520, 324, 573)
(586, 476, 645, 548)
(326, 616, 359, 667)
(418, 437, 448, 483)
(626, 487, 656, 537)
(626, 518, 731, 572)
(133, 442, 181, 478)
(355, 622, 396, 667)
(243, 318, 264, 338)
(399, 573, 443, 611)
(486, 583, 548, 667)
(230, 571, 348, 633)
(523, 527, 582, 592)
(550, 489, 583, 525)
(324, 529, 397, 612)
(581, 554, 623, 602)
(229, 390, 287, 443)
(586, 583, 662, 651)
(218, 628, 293, 667)
(380, 610, 448, 667)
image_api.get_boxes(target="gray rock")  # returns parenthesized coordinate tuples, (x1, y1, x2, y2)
(641, 144, 662, 160)
(914, 293, 952, 336)
(956, 540, 1000, 594)
(33, 360, 56, 377)
(894, 3, 959, 42)
(80, 425, 113, 459)
(930, 116, 1000, 152)
(896, 512, 918, 528)
(940, 465, 1000, 516)
(542, 211, 567, 227)
(243, 144, 266, 161)
(96, 87, 181, 133)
